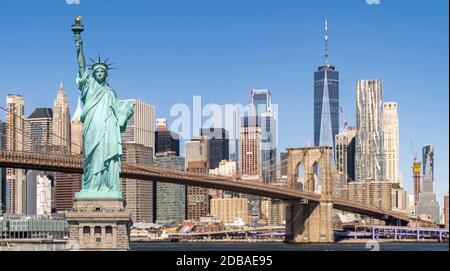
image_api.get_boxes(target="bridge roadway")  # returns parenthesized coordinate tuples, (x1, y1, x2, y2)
(0, 150, 412, 223)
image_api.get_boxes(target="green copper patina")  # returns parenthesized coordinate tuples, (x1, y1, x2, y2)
(72, 17, 135, 200)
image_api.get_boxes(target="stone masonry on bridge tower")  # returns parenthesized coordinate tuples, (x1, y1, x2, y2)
(285, 147, 334, 243)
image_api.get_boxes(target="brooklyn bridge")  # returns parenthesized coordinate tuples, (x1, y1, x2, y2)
(0, 147, 431, 243)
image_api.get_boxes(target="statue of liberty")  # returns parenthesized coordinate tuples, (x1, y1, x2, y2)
(72, 17, 135, 200)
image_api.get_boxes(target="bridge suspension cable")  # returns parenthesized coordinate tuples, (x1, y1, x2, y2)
(0, 106, 82, 155)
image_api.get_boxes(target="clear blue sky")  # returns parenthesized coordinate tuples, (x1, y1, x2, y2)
(0, 0, 448, 207)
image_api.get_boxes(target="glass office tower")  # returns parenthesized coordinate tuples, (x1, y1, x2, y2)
(314, 21, 339, 150)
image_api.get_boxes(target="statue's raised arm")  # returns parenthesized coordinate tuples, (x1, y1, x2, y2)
(72, 16, 86, 77)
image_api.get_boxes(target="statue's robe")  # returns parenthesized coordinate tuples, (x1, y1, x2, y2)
(77, 71, 131, 193)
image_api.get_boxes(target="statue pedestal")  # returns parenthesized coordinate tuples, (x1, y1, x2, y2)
(66, 199, 131, 251)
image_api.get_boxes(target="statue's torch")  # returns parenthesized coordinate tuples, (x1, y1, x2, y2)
(72, 16, 84, 50)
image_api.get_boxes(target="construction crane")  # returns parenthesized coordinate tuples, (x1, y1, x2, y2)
(340, 107, 348, 131)
(410, 140, 417, 162)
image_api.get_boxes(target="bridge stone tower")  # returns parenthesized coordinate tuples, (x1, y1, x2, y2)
(285, 147, 334, 243)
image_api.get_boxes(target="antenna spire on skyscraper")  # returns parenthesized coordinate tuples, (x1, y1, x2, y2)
(324, 20, 329, 66)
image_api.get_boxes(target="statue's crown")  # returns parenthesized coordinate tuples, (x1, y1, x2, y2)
(88, 56, 114, 72)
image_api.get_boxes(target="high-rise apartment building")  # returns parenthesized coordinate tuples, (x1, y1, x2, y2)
(422, 145, 434, 182)
(185, 137, 210, 221)
(416, 145, 440, 222)
(24, 108, 53, 152)
(335, 127, 357, 182)
(51, 83, 71, 153)
(348, 180, 392, 210)
(355, 80, 385, 182)
(120, 99, 155, 151)
(383, 102, 401, 185)
(121, 143, 154, 223)
(200, 128, 229, 169)
(239, 116, 262, 177)
(413, 160, 421, 206)
(153, 152, 186, 224)
(314, 21, 339, 150)
(6, 94, 27, 214)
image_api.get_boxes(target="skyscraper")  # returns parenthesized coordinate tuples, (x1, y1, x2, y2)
(54, 100, 83, 213)
(239, 116, 261, 177)
(24, 108, 54, 215)
(200, 128, 229, 169)
(417, 145, 440, 222)
(422, 145, 434, 182)
(120, 99, 155, 151)
(25, 108, 53, 152)
(251, 89, 272, 117)
(52, 83, 71, 153)
(155, 121, 180, 156)
(153, 152, 186, 224)
(260, 111, 277, 184)
(314, 21, 339, 150)
(239, 116, 263, 226)
(55, 172, 82, 212)
(6, 94, 26, 214)
(383, 102, 401, 185)
(121, 143, 154, 223)
(413, 160, 421, 206)
(250, 89, 277, 184)
(335, 127, 357, 182)
(185, 137, 210, 221)
(355, 80, 385, 182)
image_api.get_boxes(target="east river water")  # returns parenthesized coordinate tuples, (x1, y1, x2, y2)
(131, 241, 448, 251)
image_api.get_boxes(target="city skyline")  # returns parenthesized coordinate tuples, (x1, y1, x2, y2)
(0, 0, 448, 208)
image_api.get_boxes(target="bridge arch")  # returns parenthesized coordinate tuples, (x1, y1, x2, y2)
(295, 163, 305, 191)
(287, 147, 332, 198)
(286, 147, 334, 243)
